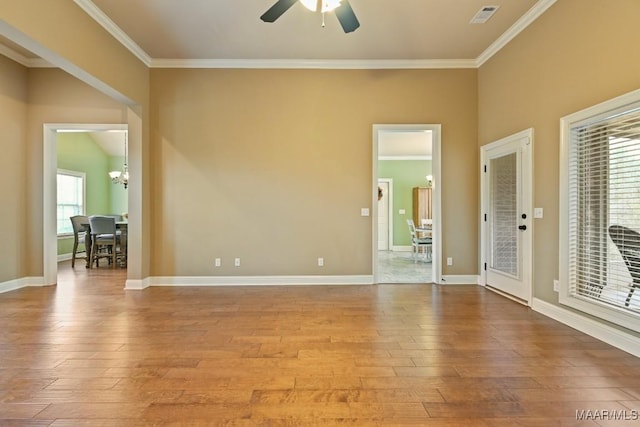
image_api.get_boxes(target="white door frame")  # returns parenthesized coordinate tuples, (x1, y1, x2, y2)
(372, 124, 442, 284)
(480, 128, 534, 305)
(43, 123, 128, 286)
(377, 178, 393, 251)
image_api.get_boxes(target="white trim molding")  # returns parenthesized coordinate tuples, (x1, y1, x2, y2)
(58, 254, 72, 262)
(440, 275, 480, 285)
(559, 88, 640, 332)
(532, 298, 640, 358)
(63, 0, 557, 71)
(150, 58, 477, 70)
(476, 0, 557, 66)
(0, 277, 46, 294)
(0, 43, 52, 68)
(73, 0, 152, 66)
(373, 124, 442, 285)
(125, 277, 151, 291)
(146, 275, 374, 288)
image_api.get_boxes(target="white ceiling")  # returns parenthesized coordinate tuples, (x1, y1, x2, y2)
(76, 0, 551, 67)
(90, 131, 127, 157)
(379, 131, 432, 159)
(66, 130, 127, 157)
(1, 1, 554, 156)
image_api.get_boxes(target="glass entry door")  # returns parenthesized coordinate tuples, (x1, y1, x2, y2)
(483, 132, 532, 303)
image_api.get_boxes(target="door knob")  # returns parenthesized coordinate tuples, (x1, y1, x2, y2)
(518, 225, 527, 231)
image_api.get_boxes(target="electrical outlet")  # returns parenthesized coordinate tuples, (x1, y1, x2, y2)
(318, 257, 324, 267)
(215, 258, 221, 267)
(234, 258, 240, 267)
(447, 257, 453, 266)
(553, 279, 559, 292)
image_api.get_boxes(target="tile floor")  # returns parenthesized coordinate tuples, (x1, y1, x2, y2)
(377, 250, 433, 284)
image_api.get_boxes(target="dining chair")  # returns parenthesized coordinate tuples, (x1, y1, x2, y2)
(608, 225, 640, 306)
(406, 219, 432, 263)
(69, 215, 89, 268)
(88, 215, 120, 268)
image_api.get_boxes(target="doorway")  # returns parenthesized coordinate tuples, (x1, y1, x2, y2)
(44, 124, 128, 286)
(480, 129, 533, 304)
(372, 124, 442, 284)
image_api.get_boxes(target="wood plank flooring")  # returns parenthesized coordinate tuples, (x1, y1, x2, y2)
(1, 261, 639, 425)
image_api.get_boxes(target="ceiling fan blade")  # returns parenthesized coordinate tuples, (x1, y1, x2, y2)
(335, 0, 360, 33)
(260, 0, 298, 23)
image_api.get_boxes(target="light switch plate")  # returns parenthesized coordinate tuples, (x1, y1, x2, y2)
(399, 209, 406, 215)
(361, 208, 370, 217)
(534, 207, 544, 219)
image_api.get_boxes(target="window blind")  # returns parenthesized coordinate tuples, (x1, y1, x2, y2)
(57, 171, 85, 235)
(568, 106, 640, 315)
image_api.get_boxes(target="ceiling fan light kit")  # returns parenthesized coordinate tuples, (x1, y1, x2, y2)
(260, 0, 360, 33)
(299, 0, 341, 13)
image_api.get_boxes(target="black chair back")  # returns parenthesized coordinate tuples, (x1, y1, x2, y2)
(608, 225, 640, 306)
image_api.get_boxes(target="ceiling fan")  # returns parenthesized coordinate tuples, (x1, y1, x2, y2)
(260, 0, 360, 33)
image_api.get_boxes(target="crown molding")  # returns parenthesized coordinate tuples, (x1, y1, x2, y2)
(8, 0, 555, 70)
(476, 0, 557, 67)
(149, 58, 477, 69)
(73, 0, 151, 67)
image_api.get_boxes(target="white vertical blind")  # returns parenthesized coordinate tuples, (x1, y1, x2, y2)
(568, 106, 640, 315)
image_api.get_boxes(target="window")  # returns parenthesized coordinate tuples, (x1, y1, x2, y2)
(57, 169, 85, 235)
(560, 89, 640, 331)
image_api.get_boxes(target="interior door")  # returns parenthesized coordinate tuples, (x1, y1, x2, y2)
(377, 180, 390, 250)
(482, 131, 532, 303)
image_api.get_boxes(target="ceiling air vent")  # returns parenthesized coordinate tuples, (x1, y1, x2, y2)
(470, 5, 500, 24)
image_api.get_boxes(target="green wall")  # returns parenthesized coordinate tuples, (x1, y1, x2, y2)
(109, 155, 128, 217)
(379, 159, 432, 246)
(57, 133, 128, 256)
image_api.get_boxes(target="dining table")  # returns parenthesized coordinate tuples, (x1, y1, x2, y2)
(81, 219, 128, 268)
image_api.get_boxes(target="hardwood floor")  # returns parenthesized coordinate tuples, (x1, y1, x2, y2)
(1, 262, 639, 425)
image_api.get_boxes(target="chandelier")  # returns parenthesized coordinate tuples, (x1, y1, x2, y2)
(108, 132, 129, 189)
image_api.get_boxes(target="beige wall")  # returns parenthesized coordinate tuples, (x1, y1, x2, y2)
(150, 68, 478, 276)
(478, 0, 640, 319)
(26, 68, 128, 275)
(0, 0, 148, 106)
(1, 0, 151, 280)
(0, 55, 28, 282)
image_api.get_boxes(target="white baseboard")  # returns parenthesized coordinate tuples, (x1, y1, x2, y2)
(532, 298, 640, 357)
(147, 275, 374, 287)
(440, 275, 479, 285)
(391, 246, 412, 252)
(58, 253, 72, 262)
(125, 277, 151, 290)
(0, 277, 45, 294)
